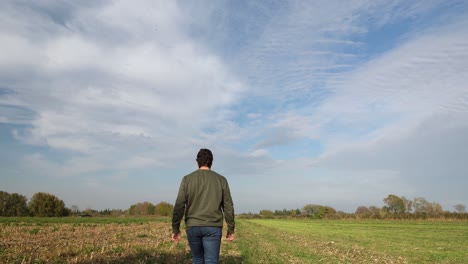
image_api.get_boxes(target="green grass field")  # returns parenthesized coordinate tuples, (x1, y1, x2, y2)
(1, 217, 467, 263)
(237, 219, 468, 263)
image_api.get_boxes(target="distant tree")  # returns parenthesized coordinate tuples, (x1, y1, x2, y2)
(99, 209, 113, 215)
(289, 209, 297, 217)
(142, 202, 155, 215)
(82, 208, 98, 216)
(368, 206, 382, 219)
(303, 204, 318, 216)
(401, 196, 413, 214)
(6, 193, 29, 216)
(0, 191, 29, 216)
(413, 197, 430, 214)
(323, 206, 337, 218)
(412, 197, 445, 217)
(0, 191, 10, 216)
(431, 202, 444, 215)
(29, 192, 69, 217)
(128, 202, 155, 215)
(274, 209, 294, 216)
(303, 204, 336, 219)
(128, 204, 138, 215)
(454, 204, 466, 213)
(427, 202, 444, 216)
(155, 201, 173, 216)
(355, 206, 371, 218)
(383, 194, 405, 216)
(335, 211, 351, 219)
(259, 209, 274, 218)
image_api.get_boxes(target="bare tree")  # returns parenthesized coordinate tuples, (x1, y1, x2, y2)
(413, 197, 430, 214)
(401, 196, 413, 213)
(454, 204, 466, 213)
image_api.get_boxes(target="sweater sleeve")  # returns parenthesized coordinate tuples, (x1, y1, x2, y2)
(172, 177, 187, 234)
(222, 179, 235, 235)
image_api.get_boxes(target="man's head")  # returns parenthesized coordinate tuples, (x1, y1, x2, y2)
(196, 148, 213, 168)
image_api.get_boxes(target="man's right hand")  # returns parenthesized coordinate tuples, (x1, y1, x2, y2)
(172, 233, 181, 243)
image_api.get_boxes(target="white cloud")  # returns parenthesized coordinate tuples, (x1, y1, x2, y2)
(0, 34, 43, 68)
(1, 1, 244, 157)
(45, 35, 103, 70)
(312, 17, 468, 151)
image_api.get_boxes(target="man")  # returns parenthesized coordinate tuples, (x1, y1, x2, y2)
(172, 148, 235, 264)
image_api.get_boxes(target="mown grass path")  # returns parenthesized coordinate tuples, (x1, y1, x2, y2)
(236, 219, 468, 263)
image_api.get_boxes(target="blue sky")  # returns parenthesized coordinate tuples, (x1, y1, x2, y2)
(1, 0, 468, 213)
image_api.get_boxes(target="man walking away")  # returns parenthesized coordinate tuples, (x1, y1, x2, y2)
(172, 148, 235, 264)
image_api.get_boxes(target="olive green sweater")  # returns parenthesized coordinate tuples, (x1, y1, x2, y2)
(172, 169, 235, 235)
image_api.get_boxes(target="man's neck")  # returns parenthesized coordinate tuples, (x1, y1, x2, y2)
(199, 166, 210, 170)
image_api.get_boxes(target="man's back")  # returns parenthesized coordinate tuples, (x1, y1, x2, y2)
(171, 148, 235, 263)
(172, 169, 235, 235)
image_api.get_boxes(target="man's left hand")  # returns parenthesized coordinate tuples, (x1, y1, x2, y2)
(226, 233, 235, 242)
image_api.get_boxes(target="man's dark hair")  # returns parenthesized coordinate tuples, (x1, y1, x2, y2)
(196, 148, 213, 168)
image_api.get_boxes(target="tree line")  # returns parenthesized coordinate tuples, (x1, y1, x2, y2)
(2, 191, 466, 220)
(0, 191, 68, 217)
(0, 190, 173, 217)
(239, 194, 467, 220)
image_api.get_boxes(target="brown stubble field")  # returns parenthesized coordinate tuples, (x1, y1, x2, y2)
(0, 218, 241, 264)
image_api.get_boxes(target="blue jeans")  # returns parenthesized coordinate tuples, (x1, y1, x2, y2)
(186, 226, 222, 264)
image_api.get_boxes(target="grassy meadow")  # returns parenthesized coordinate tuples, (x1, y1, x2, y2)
(238, 219, 467, 263)
(0, 217, 467, 263)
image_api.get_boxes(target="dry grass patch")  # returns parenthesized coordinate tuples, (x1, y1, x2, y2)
(1, 221, 188, 263)
(0, 219, 243, 264)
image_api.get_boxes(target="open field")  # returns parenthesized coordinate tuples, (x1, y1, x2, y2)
(238, 219, 468, 263)
(1, 217, 467, 263)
